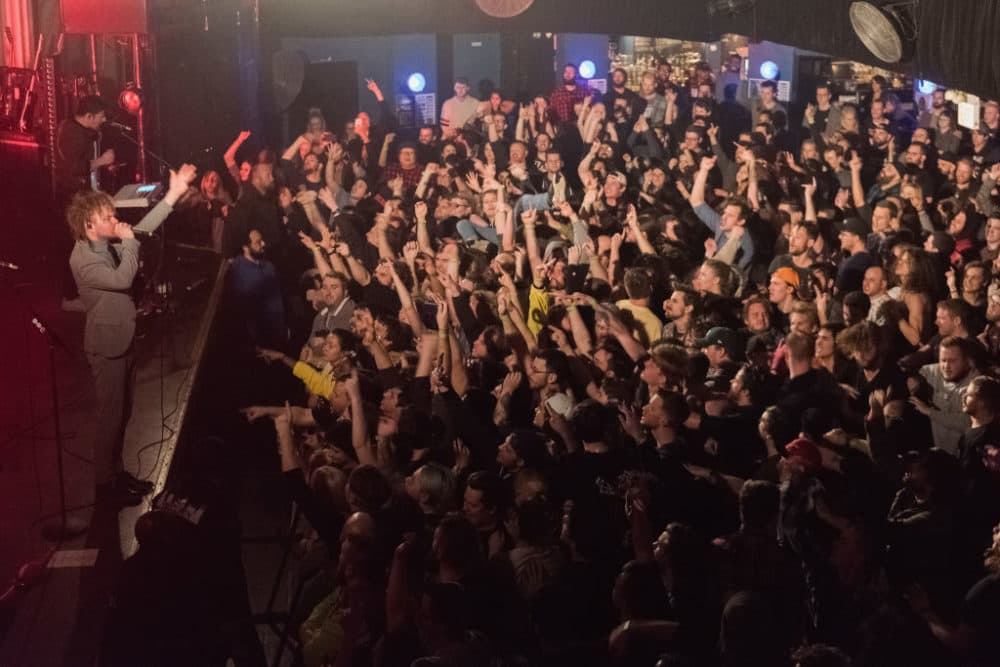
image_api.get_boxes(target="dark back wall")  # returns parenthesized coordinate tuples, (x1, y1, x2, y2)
(259, 0, 1000, 100)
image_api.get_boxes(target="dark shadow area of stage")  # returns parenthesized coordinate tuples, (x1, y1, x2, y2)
(94, 256, 309, 664)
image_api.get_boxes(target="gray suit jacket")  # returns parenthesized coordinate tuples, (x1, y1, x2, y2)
(70, 200, 174, 358)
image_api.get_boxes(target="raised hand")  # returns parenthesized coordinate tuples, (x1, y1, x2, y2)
(169, 163, 198, 195)
(240, 406, 268, 422)
(699, 155, 717, 172)
(317, 186, 336, 211)
(298, 231, 317, 250)
(414, 200, 428, 220)
(610, 232, 624, 254)
(256, 347, 283, 363)
(849, 151, 863, 172)
(626, 204, 639, 228)
(398, 242, 418, 269)
(802, 177, 817, 198)
(548, 325, 569, 349)
(521, 208, 538, 227)
(617, 402, 643, 440)
(434, 295, 449, 331)
(496, 287, 511, 317)
(500, 369, 523, 396)
(464, 171, 481, 192)
(295, 189, 318, 206)
(703, 237, 717, 257)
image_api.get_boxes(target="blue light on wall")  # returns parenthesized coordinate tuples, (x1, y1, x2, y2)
(579, 60, 596, 79)
(759, 60, 779, 80)
(407, 72, 426, 93)
(917, 80, 937, 95)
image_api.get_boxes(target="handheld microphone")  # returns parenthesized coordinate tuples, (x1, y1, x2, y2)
(0, 260, 19, 270)
(108, 121, 133, 132)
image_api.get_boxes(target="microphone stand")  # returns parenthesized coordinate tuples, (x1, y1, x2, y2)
(32, 313, 89, 540)
(0, 272, 88, 540)
(113, 126, 173, 181)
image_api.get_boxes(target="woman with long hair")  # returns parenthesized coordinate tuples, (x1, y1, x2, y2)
(893, 247, 938, 346)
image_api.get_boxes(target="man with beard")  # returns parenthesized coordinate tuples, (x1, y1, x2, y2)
(603, 68, 645, 128)
(914, 337, 980, 456)
(900, 138, 940, 197)
(228, 228, 286, 348)
(918, 88, 951, 130)
(225, 162, 280, 257)
(837, 320, 910, 427)
(768, 221, 818, 288)
(549, 63, 588, 127)
(281, 134, 328, 194)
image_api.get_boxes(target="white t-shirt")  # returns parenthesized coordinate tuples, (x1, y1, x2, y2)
(441, 95, 480, 132)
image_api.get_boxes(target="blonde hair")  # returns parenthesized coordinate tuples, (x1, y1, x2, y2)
(66, 190, 115, 240)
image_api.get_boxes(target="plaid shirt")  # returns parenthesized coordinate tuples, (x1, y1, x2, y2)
(380, 164, 423, 190)
(549, 85, 588, 125)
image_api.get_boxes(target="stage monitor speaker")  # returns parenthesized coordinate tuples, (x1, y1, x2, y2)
(62, 0, 148, 34)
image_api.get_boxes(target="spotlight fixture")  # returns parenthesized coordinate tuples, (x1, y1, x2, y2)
(407, 73, 426, 93)
(578, 60, 596, 79)
(849, 1, 918, 64)
(758, 61, 779, 80)
(706, 0, 756, 18)
(117, 84, 144, 115)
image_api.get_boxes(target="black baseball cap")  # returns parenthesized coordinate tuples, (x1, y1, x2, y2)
(838, 216, 868, 238)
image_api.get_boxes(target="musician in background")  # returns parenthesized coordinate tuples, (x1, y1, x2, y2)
(56, 95, 116, 311)
(67, 163, 197, 508)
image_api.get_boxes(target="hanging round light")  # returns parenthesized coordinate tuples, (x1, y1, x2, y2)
(118, 84, 144, 115)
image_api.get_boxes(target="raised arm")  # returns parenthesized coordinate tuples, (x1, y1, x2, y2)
(299, 232, 334, 276)
(849, 151, 865, 209)
(344, 371, 375, 465)
(802, 178, 818, 222)
(133, 164, 198, 234)
(324, 142, 346, 192)
(390, 249, 423, 336)
(414, 200, 435, 257)
(689, 155, 716, 209)
(223, 130, 250, 170)
(745, 157, 761, 211)
(522, 208, 543, 274)
(626, 205, 656, 255)
(282, 134, 308, 162)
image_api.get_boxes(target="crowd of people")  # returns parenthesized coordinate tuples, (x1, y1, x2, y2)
(165, 60, 1000, 666)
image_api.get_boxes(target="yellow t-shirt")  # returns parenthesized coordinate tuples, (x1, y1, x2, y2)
(528, 284, 549, 336)
(293, 361, 336, 398)
(615, 300, 663, 347)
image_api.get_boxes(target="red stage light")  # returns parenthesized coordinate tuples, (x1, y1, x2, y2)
(118, 87, 143, 115)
